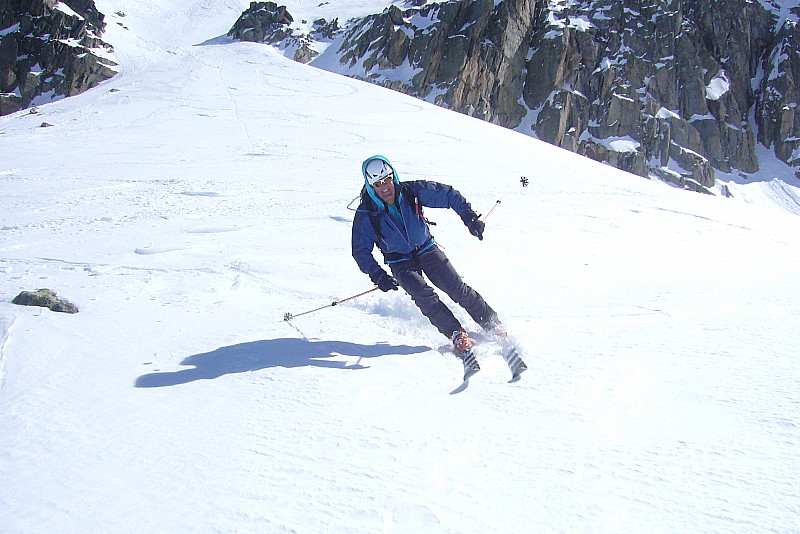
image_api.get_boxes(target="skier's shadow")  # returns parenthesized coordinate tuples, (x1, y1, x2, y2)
(135, 338, 429, 388)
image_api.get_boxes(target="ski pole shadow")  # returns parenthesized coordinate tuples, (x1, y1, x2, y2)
(135, 338, 429, 388)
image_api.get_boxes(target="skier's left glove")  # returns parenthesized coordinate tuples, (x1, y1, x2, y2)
(462, 211, 485, 241)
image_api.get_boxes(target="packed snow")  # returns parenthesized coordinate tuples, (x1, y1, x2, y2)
(1, 0, 799, 532)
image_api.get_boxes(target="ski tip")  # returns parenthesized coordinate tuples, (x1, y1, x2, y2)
(463, 368, 480, 381)
(450, 380, 470, 395)
(509, 366, 527, 382)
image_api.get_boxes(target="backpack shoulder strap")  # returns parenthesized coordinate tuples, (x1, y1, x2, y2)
(402, 182, 436, 226)
(360, 185, 383, 244)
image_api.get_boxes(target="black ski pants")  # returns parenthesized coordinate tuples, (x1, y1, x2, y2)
(389, 245, 497, 339)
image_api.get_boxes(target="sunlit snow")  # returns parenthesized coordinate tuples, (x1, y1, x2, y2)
(1, 0, 799, 532)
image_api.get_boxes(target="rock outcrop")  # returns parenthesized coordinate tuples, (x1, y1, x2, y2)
(757, 16, 800, 173)
(0, 0, 117, 116)
(228, 2, 340, 63)
(230, 0, 800, 191)
(12, 288, 79, 313)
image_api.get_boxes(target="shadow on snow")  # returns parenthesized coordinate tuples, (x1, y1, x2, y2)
(135, 338, 429, 388)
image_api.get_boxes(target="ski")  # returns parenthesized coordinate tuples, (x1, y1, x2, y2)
(449, 333, 527, 386)
(460, 349, 481, 381)
(502, 344, 528, 381)
(493, 330, 528, 381)
(450, 348, 480, 393)
(484, 325, 528, 382)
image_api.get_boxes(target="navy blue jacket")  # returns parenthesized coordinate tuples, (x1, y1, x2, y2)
(352, 164, 475, 280)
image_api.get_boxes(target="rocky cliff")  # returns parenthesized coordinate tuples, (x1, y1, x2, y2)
(230, 0, 800, 192)
(0, 0, 117, 116)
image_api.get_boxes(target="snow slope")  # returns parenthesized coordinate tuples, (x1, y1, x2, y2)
(1, 0, 799, 532)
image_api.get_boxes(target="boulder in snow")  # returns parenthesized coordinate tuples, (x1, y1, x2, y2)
(12, 288, 79, 313)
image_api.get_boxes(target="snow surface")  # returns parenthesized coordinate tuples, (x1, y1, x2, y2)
(758, 0, 800, 25)
(705, 71, 730, 101)
(1, 0, 799, 532)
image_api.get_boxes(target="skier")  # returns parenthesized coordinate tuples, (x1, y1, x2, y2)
(351, 155, 522, 379)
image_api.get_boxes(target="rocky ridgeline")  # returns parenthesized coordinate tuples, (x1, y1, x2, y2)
(0, 0, 117, 116)
(230, 0, 800, 192)
(228, 1, 341, 64)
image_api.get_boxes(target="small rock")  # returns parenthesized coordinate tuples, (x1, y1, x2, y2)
(12, 288, 79, 313)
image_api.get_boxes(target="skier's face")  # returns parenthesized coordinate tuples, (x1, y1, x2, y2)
(373, 175, 396, 204)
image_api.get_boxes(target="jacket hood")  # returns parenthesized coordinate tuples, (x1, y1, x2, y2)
(362, 155, 400, 209)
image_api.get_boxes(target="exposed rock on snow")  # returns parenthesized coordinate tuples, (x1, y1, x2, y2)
(227, 2, 341, 64)
(12, 288, 79, 313)
(228, 2, 295, 45)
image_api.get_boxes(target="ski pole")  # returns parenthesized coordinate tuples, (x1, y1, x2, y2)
(283, 287, 380, 321)
(481, 198, 502, 222)
(480, 176, 528, 223)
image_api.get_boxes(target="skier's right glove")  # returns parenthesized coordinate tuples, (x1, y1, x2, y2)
(372, 270, 399, 292)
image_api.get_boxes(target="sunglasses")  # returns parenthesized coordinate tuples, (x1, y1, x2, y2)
(371, 174, 394, 188)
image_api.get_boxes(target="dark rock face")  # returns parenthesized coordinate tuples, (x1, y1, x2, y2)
(228, 2, 340, 63)
(757, 18, 800, 173)
(228, 1, 294, 44)
(338, 0, 539, 131)
(0, 0, 117, 116)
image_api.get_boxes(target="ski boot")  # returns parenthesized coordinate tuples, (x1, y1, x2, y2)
(452, 328, 480, 380)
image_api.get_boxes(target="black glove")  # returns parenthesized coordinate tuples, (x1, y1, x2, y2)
(463, 211, 485, 241)
(373, 271, 399, 292)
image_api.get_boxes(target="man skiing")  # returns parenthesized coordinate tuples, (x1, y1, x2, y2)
(351, 155, 525, 380)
